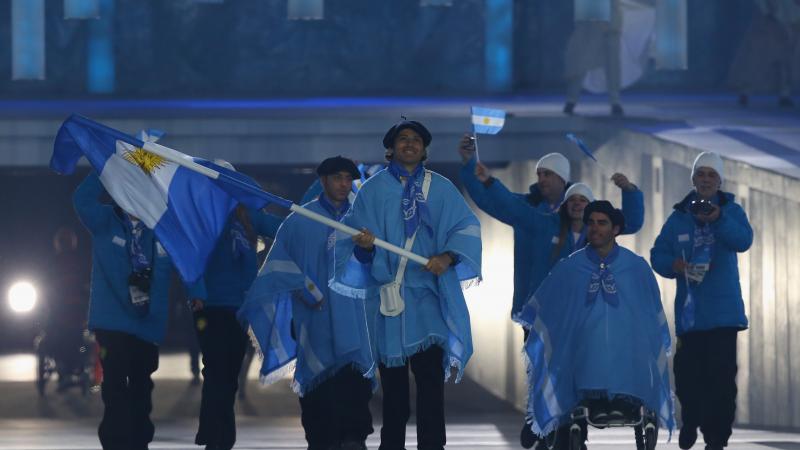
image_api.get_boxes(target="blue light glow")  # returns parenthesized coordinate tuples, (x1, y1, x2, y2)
(11, 0, 45, 80)
(87, 0, 115, 93)
(656, 0, 688, 70)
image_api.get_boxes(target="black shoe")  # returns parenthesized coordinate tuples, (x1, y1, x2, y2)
(779, 96, 795, 108)
(738, 94, 749, 107)
(563, 102, 576, 115)
(520, 418, 538, 449)
(611, 104, 624, 116)
(340, 440, 367, 450)
(704, 445, 723, 450)
(679, 427, 698, 449)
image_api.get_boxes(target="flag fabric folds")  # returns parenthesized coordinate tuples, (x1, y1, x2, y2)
(471, 106, 506, 135)
(566, 133, 598, 162)
(50, 114, 293, 283)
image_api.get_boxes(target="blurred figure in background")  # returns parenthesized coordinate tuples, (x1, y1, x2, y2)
(563, 0, 625, 116)
(730, 0, 800, 107)
(38, 226, 90, 393)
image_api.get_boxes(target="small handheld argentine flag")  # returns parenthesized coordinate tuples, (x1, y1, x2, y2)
(471, 107, 506, 135)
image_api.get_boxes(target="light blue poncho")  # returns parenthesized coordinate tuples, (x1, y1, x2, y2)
(237, 199, 375, 396)
(330, 168, 482, 381)
(515, 245, 674, 437)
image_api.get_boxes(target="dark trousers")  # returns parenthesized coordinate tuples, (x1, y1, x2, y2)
(299, 366, 374, 450)
(379, 346, 446, 450)
(194, 308, 249, 450)
(674, 328, 739, 447)
(95, 329, 159, 450)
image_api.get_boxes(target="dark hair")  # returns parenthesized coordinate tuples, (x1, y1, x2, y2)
(582, 200, 625, 235)
(550, 204, 571, 262)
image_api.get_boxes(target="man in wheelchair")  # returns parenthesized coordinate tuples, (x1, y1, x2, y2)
(515, 201, 674, 448)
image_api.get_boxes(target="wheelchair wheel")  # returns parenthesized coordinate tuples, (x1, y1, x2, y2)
(568, 423, 583, 450)
(634, 425, 645, 450)
(644, 422, 658, 450)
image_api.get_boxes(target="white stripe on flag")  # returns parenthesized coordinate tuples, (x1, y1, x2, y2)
(99, 143, 177, 229)
(471, 115, 505, 128)
(304, 277, 324, 303)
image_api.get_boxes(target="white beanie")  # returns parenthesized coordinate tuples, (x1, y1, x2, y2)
(562, 182, 595, 204)
(691, 152, 724, 184)
(214, 158, 236, 172)
(535, 153, 571, 183)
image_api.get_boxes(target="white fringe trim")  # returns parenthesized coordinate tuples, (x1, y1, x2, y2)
(259, 359, 296, 387)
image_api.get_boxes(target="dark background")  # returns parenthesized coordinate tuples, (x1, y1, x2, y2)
(0, 0, 755, 98)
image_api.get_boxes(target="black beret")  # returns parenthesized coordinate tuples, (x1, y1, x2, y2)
(382, 120, 432, 149)
(316, 156, 360, 179)
(582, 200, 625, 235)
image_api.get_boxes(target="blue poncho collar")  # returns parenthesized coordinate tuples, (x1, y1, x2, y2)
(387, 160, 432, 238)
(585, 244, 620, 306)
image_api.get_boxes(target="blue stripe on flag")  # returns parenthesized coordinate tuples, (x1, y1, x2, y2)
(51, 115, 144, 175)
(50, 115, 294, 283)
(154, 165, 239, 282)
(195, 159, 293, 210)
(471, 106, 506, 135)
(471, 106, 505, 119)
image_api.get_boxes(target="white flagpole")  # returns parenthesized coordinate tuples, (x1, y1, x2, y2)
(142, 141, 430, 266)
(472, 132, 481, 161)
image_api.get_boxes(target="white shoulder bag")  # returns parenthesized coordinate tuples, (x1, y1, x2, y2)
(379, 170, 432, 317)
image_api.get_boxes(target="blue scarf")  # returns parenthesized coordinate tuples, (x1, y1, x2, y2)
(124, 217, 150, 272)
(123, 216, 151, 317)
(585, 244, 620, 306)
(681, 218, 715, 331)
(230, 219, 252, 260)
(387, 161, 432, 238)
(318, 193, 349, 221)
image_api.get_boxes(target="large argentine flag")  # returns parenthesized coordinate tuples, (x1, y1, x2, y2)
(471, 106, 506, 135)
(51, 114, 292, 283)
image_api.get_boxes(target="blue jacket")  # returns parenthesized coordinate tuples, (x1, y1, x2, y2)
(461, 158, 558, 317)
(461, 157, 645, 316)
(192, 209, 282, 309)
(74, 173, 201, 344)
(650, 191, 752, 335)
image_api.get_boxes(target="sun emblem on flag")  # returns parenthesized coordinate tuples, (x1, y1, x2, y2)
(123, 147, 167, 175)
(482, 117, 490, 125)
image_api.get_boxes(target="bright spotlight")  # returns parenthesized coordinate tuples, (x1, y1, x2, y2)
(8, 281, 37, 313)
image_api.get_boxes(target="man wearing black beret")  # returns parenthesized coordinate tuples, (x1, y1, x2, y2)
(331, 119, 483, 450)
